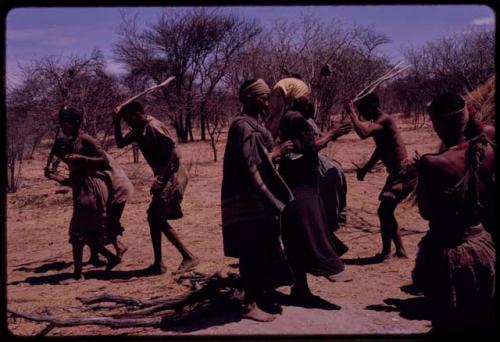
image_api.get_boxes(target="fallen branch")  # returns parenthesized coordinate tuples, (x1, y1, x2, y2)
(36, 323, 56, 336)
(7, 272, 242, 333)
(7, 308, 162, 328)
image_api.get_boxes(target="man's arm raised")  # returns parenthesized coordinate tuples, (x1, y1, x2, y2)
(346, 101, 384, 139)
(113, 112, 134, 148)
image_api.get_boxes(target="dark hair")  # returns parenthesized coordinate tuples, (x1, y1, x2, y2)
(119, 101, 144, 116)
(239, 78, 258, 101)
(428, 93, 465, 115)
(355, 93, 380, 111)
(58, 106, 83, 125)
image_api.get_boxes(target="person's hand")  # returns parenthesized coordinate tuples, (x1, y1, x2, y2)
(344, 100, 356, 117)
(112, 108, 122, 122)
(65, 154, 85, 162)
(356, 168, 367, 181)
(150, 178, 165, 196)
(332, 123, 352, 139)
(273, 140, 294, 158)
(44, 167, 55, 179)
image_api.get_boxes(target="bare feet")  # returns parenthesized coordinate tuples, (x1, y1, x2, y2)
(60, 274, 85, 285)
(325, 270, 353, 282)
(173, 257, 200, 274)
(144, 263, 167, 275)
(375, 252, 392, 261)
(88, 256, 106, 268)
(242, 303, 277, 322)
(393, 249, 408, 258)
(105, 256, 121, 272)
(116, 245, 128, 259)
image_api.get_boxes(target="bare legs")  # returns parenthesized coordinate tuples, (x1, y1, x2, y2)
(377, 199, 407, 259)
(89, 203, 128, 266)
(72, 241, 120, 279)
(146, 215, 198, 274)
(239, 255, 277, 322)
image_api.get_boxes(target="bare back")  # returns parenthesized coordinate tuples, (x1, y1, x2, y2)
(373, 114, 408, 171)
(418, 141, 495, 233)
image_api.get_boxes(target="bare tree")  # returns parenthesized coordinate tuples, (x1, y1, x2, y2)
(114, 9, 261, 143)
(398, 27, 495, 112)
(6, 51, 124, 192)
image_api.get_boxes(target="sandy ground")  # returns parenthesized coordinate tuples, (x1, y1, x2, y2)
(6, 116, 441, 336)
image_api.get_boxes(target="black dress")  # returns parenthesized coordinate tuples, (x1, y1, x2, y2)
(279, 111, 345, 277)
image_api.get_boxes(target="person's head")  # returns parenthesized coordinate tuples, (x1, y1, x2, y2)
(58, 106, 83, 137)
(239, 78, 271, 118)
(271, 78, 312, 117)
(354, 93, 380, 120)
(118, 101, 146, 129)
(52, 137, 72, 161)
(427, 93, 468, 145)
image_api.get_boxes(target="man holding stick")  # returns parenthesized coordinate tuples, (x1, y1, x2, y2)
(346, 93, 417, 260)
(113, 101, 198, 275)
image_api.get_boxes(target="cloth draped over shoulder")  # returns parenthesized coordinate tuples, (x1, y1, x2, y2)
(127, 116, 188, 221)
(412, 134, 496, 331)
(104, 152, 134, 205)
(66, 133, 112, 246)
(221, 113, 294, 289)
(221, 114, 293, 257)
(125, 116, 177, 176)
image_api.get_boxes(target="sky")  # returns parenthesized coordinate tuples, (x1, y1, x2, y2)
(5, 5, 495, 87)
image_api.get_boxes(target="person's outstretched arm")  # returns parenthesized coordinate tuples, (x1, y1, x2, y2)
(357, 148, 380, 181)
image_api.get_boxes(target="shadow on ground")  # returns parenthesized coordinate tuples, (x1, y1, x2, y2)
(7, 266, 166, 286)
(342, 255, 385, 265)
(161, 299, 243, 332)
(366, 296, 431, 321)
(15, 261, 73, 274)
(160, 290, 341, 332)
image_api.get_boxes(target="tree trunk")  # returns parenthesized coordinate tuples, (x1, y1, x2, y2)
(7, 142, 17, 193)
(187, 114, 194, 142)
(28, 135, 43, 160)
(176, 112, 188, 143)
(210, 135, 217, 162)
(200, 114, 207, 141)
(200, 101, 207, 141)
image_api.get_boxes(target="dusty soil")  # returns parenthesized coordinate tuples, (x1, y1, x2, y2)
(6, 116, 441, 336)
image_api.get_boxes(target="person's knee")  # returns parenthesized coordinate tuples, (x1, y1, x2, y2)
(378, 200, 397, 217)
(147, 211, 164, 230)
(377, 204, 389, 219)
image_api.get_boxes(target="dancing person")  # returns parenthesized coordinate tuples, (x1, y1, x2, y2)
(346, 94, 417, 260)
(114, 102, 198, 275)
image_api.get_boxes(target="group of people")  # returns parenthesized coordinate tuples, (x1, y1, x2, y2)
(44, 75, 495, 333)
(45, 103, 199, 281)
(220, 77, 496, 331)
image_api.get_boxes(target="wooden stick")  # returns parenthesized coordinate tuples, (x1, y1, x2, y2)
(35, 323, 56, 336)
(115, 76, 175, 113)
(9, 272, 242, 332)
(353, 63, 411, 102)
